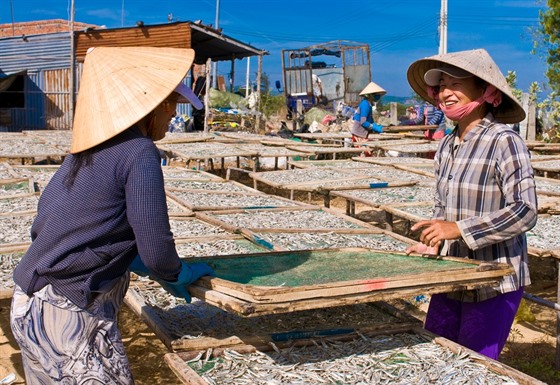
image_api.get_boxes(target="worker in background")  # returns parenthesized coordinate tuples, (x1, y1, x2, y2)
(405, 48, 537, 360)
(350, 81, 386, 156)
(312, 73, 324, 106)
(423, 103, 448, 140)
(10, 46, 214, 384)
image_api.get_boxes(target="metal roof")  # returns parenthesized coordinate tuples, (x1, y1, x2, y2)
(189, 22, 267, 63)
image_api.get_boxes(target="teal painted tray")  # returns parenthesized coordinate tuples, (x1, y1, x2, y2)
(188, 247, 513, 316)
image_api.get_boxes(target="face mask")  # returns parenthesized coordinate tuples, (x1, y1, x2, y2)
(427, 85, 502, 121)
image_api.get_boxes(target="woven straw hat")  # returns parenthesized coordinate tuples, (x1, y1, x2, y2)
(359, 81, 387, 96)
(406, 48, 525, 123)
(71, 46, 196, 153)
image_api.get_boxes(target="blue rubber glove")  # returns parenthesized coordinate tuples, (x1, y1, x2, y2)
(158, 261, 215, 303)
(129, 255, 150, 277)
(370, 122, 383, 134)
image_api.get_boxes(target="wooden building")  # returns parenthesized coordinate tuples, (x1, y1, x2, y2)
(0, 20, 266, 131)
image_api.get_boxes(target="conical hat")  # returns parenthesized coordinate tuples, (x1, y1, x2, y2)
(406, 48, 525, 124)
(71, 46, 196, 153)
(359, 81, 386, 96)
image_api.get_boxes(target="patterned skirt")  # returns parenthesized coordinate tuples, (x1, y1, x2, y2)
(10, 275, 134, 385)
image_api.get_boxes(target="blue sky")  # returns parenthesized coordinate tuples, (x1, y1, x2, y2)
(1, 0, 548, 97)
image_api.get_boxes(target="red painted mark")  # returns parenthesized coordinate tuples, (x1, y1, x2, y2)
(361, 279, 388, 290)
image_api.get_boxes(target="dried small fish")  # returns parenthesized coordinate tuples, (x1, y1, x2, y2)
(205, 209, 366, 230)
(185, 333, 520, 385)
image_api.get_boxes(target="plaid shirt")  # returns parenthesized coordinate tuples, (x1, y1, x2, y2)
(434, 114, 537, 302)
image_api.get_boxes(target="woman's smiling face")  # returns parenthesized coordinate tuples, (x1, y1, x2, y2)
(437, 73, 483, 108)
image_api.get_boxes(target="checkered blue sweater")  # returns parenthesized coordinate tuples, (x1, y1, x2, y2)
(13, 127, 181, 308)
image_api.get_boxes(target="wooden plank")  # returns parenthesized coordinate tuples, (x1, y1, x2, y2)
(380, 201, 433, 223)
(393, 163, 436, 178)
(383, 124, 438, 133)
(188, 279, 503, 317)
(164, 353, 208, 385)
(124, 284, 176, 350)
(170, 321, 421, 352)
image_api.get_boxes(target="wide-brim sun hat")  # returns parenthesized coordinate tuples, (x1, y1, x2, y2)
(359, 81, 387, 96)
(71, 46, 199, 153)
(406, 48, 525, 124)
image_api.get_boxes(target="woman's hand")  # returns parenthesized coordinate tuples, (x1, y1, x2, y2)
(405, 242, 440, 255)
(411, 219, 461, 248)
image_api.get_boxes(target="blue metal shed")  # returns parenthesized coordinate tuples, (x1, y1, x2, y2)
(0, 32, 72, 131)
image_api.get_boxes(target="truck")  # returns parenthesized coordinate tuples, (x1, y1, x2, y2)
(281, 40, 371, 128)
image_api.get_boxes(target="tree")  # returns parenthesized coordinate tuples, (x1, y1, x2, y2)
(535, 1, 560, 93)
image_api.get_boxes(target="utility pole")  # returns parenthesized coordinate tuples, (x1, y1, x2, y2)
(439, 0, 448, 55)
(121, 0, 125, 27)
(10, 0, 15, 36)
(70, 0, 75, 129)
(211, 0, 220, 89)
(245, 57, 250, 98)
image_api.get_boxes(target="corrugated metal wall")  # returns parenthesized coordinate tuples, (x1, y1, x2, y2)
(0, 32, 72, 130)
(0, 32, 71, 72)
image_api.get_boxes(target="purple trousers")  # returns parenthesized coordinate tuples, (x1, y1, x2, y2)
(424, 288, 523, 360)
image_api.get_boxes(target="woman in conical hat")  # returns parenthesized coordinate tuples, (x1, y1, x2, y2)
(405, 49, 537, 360)
(11, 46, 214, 384)
(350, 81, 387, 156)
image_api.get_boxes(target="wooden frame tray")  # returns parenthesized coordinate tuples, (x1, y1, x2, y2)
(125, 282, 418, 352)
(331, 185, 435, 217)
(174, 236, 270, 259)
(0, 244, 28, 299)
(239, 228, 415, 252)
(249, 168, 414, 201)
(161, 167, 224, 181)
(288, 158, 385, 169)
(195, 207, 378, 233)
(164, 325, 545, 385)
(0, 178, 35, 196)
(352, 155, 433, 165)
(0, 212, 36, 250)
(188, 247, 513, 305)
(526, 214, 560, 258)
(534, 175, 560, 197)
(164, 179, 260, 194)
(0, 192, 41, 216)
(166, 189, 310, 211)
